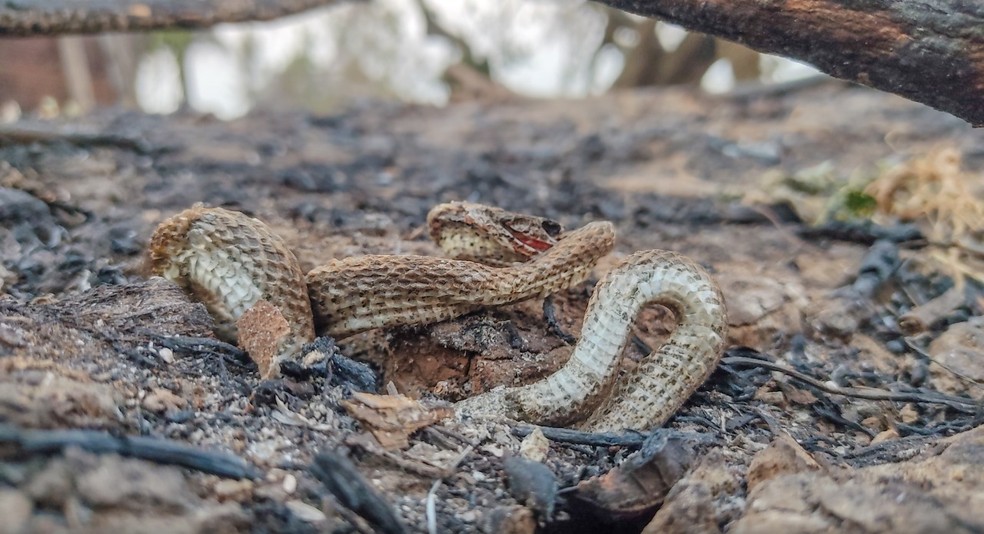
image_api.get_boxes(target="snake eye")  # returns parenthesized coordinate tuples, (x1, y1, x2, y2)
(541, 220, 563, 237)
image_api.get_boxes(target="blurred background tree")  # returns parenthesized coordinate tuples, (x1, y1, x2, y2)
(0, 0, 817, 120)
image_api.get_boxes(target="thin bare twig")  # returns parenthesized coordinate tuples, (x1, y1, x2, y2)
(426, 480, 440, 534)
(511, 425, 715, 448)
(902, 337, 984, 388)
(721, 356, 980, 413)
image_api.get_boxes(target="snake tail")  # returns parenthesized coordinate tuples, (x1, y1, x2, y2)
(455, 249, 727, 432)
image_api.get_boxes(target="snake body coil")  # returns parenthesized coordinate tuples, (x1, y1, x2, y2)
(147, 207, 316, 359)
(148, 203, 727, 431)
(455, 249, 727, 431)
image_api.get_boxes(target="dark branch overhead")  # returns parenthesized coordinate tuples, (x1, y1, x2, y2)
(593, 0, 984, 126)
(0, 0, 357, 36)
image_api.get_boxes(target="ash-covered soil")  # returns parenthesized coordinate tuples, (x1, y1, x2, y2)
(1, 83, 982, 533)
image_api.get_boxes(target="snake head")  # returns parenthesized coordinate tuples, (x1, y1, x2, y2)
(427, 201, 564, 266)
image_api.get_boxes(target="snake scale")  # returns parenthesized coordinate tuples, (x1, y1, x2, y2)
(147, 202, 728, 431)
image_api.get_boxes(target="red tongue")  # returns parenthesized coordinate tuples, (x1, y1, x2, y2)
(510, 230, 554, 252)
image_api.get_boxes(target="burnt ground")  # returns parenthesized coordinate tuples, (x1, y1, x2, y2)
(1, 81, 983, 533)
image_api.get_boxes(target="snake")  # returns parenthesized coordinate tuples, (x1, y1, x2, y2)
(147, 202, 728, 432)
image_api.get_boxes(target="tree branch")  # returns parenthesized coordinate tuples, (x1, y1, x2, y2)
(0, 0, 358, 36)
(3, 0, 979, 126)
(594, 0, 984, 126)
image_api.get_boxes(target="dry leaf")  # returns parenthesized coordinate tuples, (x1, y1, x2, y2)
(341, 392, 453, 450)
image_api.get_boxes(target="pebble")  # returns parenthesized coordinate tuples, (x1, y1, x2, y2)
(158, 347, 174, 364)
(283, 474, 297, 494)
(0, 489, 32, 533)
(285, 500, 327, 523)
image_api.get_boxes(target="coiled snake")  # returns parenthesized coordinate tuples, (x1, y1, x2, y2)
(148, 202, 727, 432)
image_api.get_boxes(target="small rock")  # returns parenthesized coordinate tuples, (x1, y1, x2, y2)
(720, 274, 789, 326)
(871, 428, 900, 445)
(24, 459, 73, 508)
(192, 502, 252, 533)
(283, 474, 298, 494)
(157, 347, 174, 364)
(753, 387, 785, 407)
(286, 500, 327, 523)
(518, 427, 550, 463)
(642, 482, 717, 534)
(252, 483, 288, 502)
(734, 426, 984, 533)
(0, 322, 27, 348)
(899, 404, 920, 424)
(77, 456, 190, 510)
(0, 489, 32, 534)
(503, 456, 557, 521)
(142, 387, 187, 413)
(213, 479, 254, 501)
(860, 416, 885, 431)
(4, 376, 121, 429)
(806, 299, 863, 341)
(780, 384, 818, 406)
(481, 505, 536, 534)
(747, 434, 822, 492)
(0, 187, 53, 227)
(928, 318, 984, 398)
(481, 444, 505, 458)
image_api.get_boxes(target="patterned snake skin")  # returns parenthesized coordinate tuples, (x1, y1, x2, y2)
(147, 202, 727, 431)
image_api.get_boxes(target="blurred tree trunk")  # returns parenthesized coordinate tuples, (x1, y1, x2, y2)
(654, 33, 717, 85)
(716, 40, 760, 82)
(57, 37, 96, 112)
(593, 0, 984, 125)
(613, 19, 664, 88)
(611, 15, 757, 89)
(97, 35, 144, 108)
(416, 0, 514, 102)
(0, 38, 122, 112)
